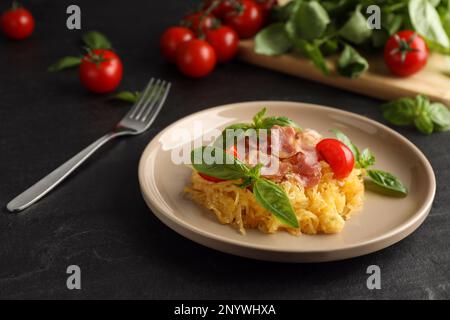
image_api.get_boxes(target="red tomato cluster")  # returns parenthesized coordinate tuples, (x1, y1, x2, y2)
(160, 0, 275, 78)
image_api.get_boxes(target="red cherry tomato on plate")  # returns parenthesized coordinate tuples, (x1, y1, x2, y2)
(176, 39, 217, 78)
(228, 145, 239, 158)
(206, 26, 239, 63)
(224, 0, 264, 39)
(199, 173, 225, 183)
(160, 27, 195, 63)
(316, 139, 355, 179)
(183, 12, 217, 35)
(0, 6, 35, 40)
(198, 145, 240, 182)
(384, 30, 429, 77)
(79, 49, 123, 93)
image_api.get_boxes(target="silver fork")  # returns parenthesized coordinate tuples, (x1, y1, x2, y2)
(7, 78, 171, 213)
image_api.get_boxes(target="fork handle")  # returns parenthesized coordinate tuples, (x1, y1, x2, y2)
(7, 131, 126, 213)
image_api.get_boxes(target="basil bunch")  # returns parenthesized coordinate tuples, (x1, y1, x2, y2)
(191, 146, 299, 228)
(381, 95, 450, 134)
(333, 130, 408, 197)
(255, 0, 450, 78)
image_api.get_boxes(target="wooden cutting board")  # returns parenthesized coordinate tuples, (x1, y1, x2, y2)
(238, 39, 450, 107)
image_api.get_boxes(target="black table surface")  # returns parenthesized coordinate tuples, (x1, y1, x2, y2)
(0, 0, 449, 300)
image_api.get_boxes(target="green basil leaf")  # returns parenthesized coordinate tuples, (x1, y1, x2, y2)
(426, 39, 450, 54)
(415, 94, 431, 110)
(249, 163, 264, 179)
(293, 38, 330, 75)
(270, 0, 298, 22)
(435, 123, 450, 132)
(287, 0, 330, 41)
(321, 37, 340, 55)
(253, 107, 267, 127)
(381, 12, 404, 35)
(358, 148, 375, 169)
(321, 0, 352, 16)
(337, 44, 369, 78)
(429, 0, 441, 6)
(371, 29, 390, 48)
(261, 116, 301, 130)
(331, 129, 360, 161)
(339, 6, 372, 45)
(428, 102, 450, 130)
(110, 91, 140, 103)
(82, 31, 112, 50)
(216, 122, 253, 149)
(414, 112, 434, 134)
(253, 178, 299, 228)
(48, 56, 82, 72)
(223, 123, 253, 131)
(372, 10, 403, 48)
(191, 146, 250, 180)
(366, 169, 408, 197)
(438, 4, 450, 38)
(255, 23, 292, 56)
(381, 98, 417, 126)
(409, 0, 450, 49)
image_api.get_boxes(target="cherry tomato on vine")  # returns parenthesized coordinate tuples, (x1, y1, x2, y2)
(203, 0, 234, 19)
(199, 145, 239, 182)
(176, 39, 217, 78)
(0, 4, 35, 40)
(206, 26, 239, 63)
(160, 27, 195, 63)
(224, 0, 264, 39)
(79, 49, 123, 93)
(183, 12, 217, 35)
(384, 30, 429, 77)
(255, 0, 277, 19)
(316, 139, 355, 179)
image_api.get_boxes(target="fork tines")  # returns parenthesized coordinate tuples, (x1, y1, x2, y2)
(127, 78, 171, 123)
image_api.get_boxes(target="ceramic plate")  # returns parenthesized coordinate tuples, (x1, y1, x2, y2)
(138, 101, 435, 262)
